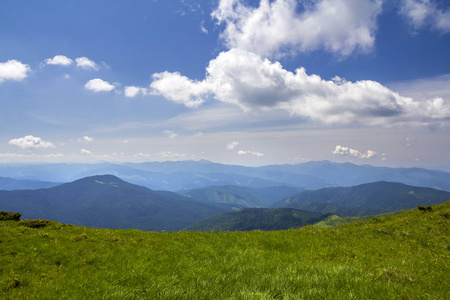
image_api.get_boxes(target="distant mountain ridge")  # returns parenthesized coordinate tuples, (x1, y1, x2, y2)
(273, 181, 450, 216)
(179, 185, 303, 208)
(0, 160, 449, 191)
(0, 175, 230, 231)
(0, 176, 61, 191)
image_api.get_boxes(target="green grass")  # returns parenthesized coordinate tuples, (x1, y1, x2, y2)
(1, 202, 449, 299)
(314, 209, 408, 228)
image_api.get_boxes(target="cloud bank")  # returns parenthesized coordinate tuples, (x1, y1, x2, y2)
(151, 49, 450, 127)
(9, 135, 55, 149)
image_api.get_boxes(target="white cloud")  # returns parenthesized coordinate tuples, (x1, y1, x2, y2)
(45, 55, 73, 66)
(156, 151, 186, 158)
(151, 48, 450, 127)
(201, 20, 208, 34)
(194, 131, 204, 137)
(163, 130, 178, 139)
(212, 0, 382, 58)
(238, 150, 264, 157)
(136, 151, 186, 159)
(80, 149, 94, 155)
(399, 0, 450, 33)
(82, 136, 94, 142)
(0, 60, 31, 83)
(85, 78, 116, 92)
(151, 71, 208, 108)
(8, 135, 55, 149)
(76, 57, 99, 70)
(332, 145, 376, 159)
(0, 153, 64, 159)
(227, 141, 239, 150)
(124, 86, 147, 98)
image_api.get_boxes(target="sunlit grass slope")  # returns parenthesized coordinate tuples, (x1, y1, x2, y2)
(1, 202, 449, 299)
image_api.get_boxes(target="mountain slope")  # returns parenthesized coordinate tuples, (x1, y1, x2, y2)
(273, 181, 450, 216)
(185, 208, 329, 231)
(179, 185, 303, 208)
(0, 176, 61, 191)
(0, 175, 229, 231)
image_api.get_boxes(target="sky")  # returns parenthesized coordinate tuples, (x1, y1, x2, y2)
(0, 0, 449, 169)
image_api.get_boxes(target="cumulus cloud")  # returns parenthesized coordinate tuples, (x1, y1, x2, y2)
(124, 86, 148, 98)
(227, 141, 239, 150)
(150, 72, 208, 108)
(45, 55, 73, 66)
(163, 130, 178, 139)
(332, 145, 376, 159)
(8, 135, 55, 149)
(212, 0, 382, 58)
(399, 0, 450, 33)
(151, 49, 450, 127)
(85, 78, 115, 92)
(0, 60, 31, 83)
(76, 57, 99, 70)
(238, 150, 264, 157)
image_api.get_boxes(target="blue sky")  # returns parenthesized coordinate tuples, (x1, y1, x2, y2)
(1, 0, 449, 168)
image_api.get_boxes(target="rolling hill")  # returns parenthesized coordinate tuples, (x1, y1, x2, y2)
(0, 175, 230, 231)
(273, 181, 450, 216)
(185, 208, 329, 231)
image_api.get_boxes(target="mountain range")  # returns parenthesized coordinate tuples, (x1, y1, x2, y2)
(273, 181, 450, 216)
(0, 175, 230, 231)
(1, 160, 449, 191)
(1, 160, 450, 232)
(179, 185, 303, 209)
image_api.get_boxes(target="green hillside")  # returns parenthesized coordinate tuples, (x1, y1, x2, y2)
(185, 208, 329, 231)
(0, 175, 230, 231)
(1, 202, 449, 299)
(274, 181, 450, 216)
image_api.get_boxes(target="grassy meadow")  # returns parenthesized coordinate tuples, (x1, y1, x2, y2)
(1, 202, 449, 299)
